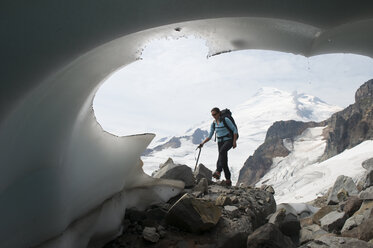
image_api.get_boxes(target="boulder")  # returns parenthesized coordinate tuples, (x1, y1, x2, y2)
(341, 214, 365, 233)
(342, 209, 373, 241)
(153, 159, 195, 187)
(312, 205, 338, 225)
(215, 195, 232, 206)
(343, 196, 363, 217)
(193, 178, 208, 195)
(142, 227, 160, 243)
(362, 158, 373, 171)
(353, 200, 373, 216)
(364, 170, 373, 189)
(246, 223, 296, 248)
(337, 188, 349, 202)
(327, 175, 358, 205)
(299, 224, 328, 245)
(166, 193, 221, 233)
(360, 186, 373, 200)
(213, 216, 254, 248)
(300, 236, 373, 248)
(224, 205, 240, 218)
(260, 184, 275, 194)
(269, 208, 301, 239)
(194, 163, 213, 184)
(320, 211, 347, 233)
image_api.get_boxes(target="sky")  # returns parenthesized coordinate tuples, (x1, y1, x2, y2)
(93, 37, 373, 139)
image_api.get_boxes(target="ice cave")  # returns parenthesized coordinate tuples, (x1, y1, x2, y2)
(1, 1, 373, 247)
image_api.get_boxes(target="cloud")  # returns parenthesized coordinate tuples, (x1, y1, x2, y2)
(93, 37, 373, 138)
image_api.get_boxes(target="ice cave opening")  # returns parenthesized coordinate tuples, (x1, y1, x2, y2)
(2, 2, 373, 247)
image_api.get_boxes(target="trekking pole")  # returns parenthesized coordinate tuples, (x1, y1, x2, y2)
(194, 146, 202, 172)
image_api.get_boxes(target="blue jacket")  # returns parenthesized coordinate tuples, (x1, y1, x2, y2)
(208, 117, 238, 142)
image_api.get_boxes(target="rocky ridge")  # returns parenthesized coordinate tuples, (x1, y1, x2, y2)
(238, 120, 320, 186)
(238, 79, 373, 187)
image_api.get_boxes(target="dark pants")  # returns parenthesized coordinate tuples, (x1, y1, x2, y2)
(217, 139, 233, 180)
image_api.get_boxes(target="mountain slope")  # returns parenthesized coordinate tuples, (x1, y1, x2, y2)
(238, 79, 373, 203)
(142, 87, 341, 183)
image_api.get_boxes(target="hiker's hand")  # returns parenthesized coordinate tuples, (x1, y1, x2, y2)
(198, 143, 203, 149)
(233, 141, 237, 149)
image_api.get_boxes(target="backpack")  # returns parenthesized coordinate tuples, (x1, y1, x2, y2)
(215, 108, 239, 141)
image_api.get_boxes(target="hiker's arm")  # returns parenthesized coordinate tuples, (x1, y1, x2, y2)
(233, 133, 238, 148)
(199, 122, 214, 147)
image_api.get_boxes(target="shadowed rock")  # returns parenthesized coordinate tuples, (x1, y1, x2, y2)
(246, 223, 296, 248)
(166, 193, 221, 233)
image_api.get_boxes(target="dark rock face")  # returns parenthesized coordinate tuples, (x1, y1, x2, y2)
(246, 223, 296, 248)
(237, 120, 319, 186)
(191, 128, 209, 145)
(320, 79, 373, 161)
(166, 193, 222, 233)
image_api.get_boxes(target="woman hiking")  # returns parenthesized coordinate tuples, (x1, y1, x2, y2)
(199, 107, 238, 186)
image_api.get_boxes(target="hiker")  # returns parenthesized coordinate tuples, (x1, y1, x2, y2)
(198, 107, 238, 186)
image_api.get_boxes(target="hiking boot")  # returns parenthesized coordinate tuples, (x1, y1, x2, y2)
(212, 171, 221, 180)
(221, 179, 232, 187)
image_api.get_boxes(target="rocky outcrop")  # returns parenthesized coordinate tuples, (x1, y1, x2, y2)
(320, 79, 373, 160)
(143, 128, 208, 155)
(237, 80, 373, 187)
(237, 120, 319, 186)
(152, 158, 195, 188)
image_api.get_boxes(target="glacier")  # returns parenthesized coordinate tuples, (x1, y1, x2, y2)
(1, 1, 373, 247)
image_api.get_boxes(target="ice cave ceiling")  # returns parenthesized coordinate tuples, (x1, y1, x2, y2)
(1, 1, 373, 247)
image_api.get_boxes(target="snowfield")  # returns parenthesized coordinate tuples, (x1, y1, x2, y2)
(257, 126, 373, 204)
(142, 88, 341, 185)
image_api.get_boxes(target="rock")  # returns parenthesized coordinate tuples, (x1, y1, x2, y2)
(320, 211, 347, 233)
(153, 159, 195, 187)
(166, 193, 221, 233)
(343, 196, 363, 217)
(364, 170, 373, 189)
(194, 163, 213, 184)
(213, 216, 254, 248)
(269, 207, 300, 245)
(300, 216, 314, 227)
(260, 184, 275, 194)
(341, 214, 365, 233)
(246, 223, 296, 248)
(224, 205, 240, 218)
(269, 208, 286, 225)
(300, 236, 373, 248)
(327, 175, 358, 205)
(299, 224, 328, 245)
(142, 227, 160, 243)
(193, 178, 208, 195)
(337, 188, 349, 202)
(312, 205, 338, 225)
(342, 209, 373, 241)
(362, 158, 373, 171)
(353, 200, 373, 216)
(215, 195, 232, 206)
(360, 186, 373, 200)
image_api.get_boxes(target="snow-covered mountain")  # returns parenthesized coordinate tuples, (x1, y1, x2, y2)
(141, 87, 342, 183)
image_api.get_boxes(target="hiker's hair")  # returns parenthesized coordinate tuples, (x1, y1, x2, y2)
(211, 107, 220, 113)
